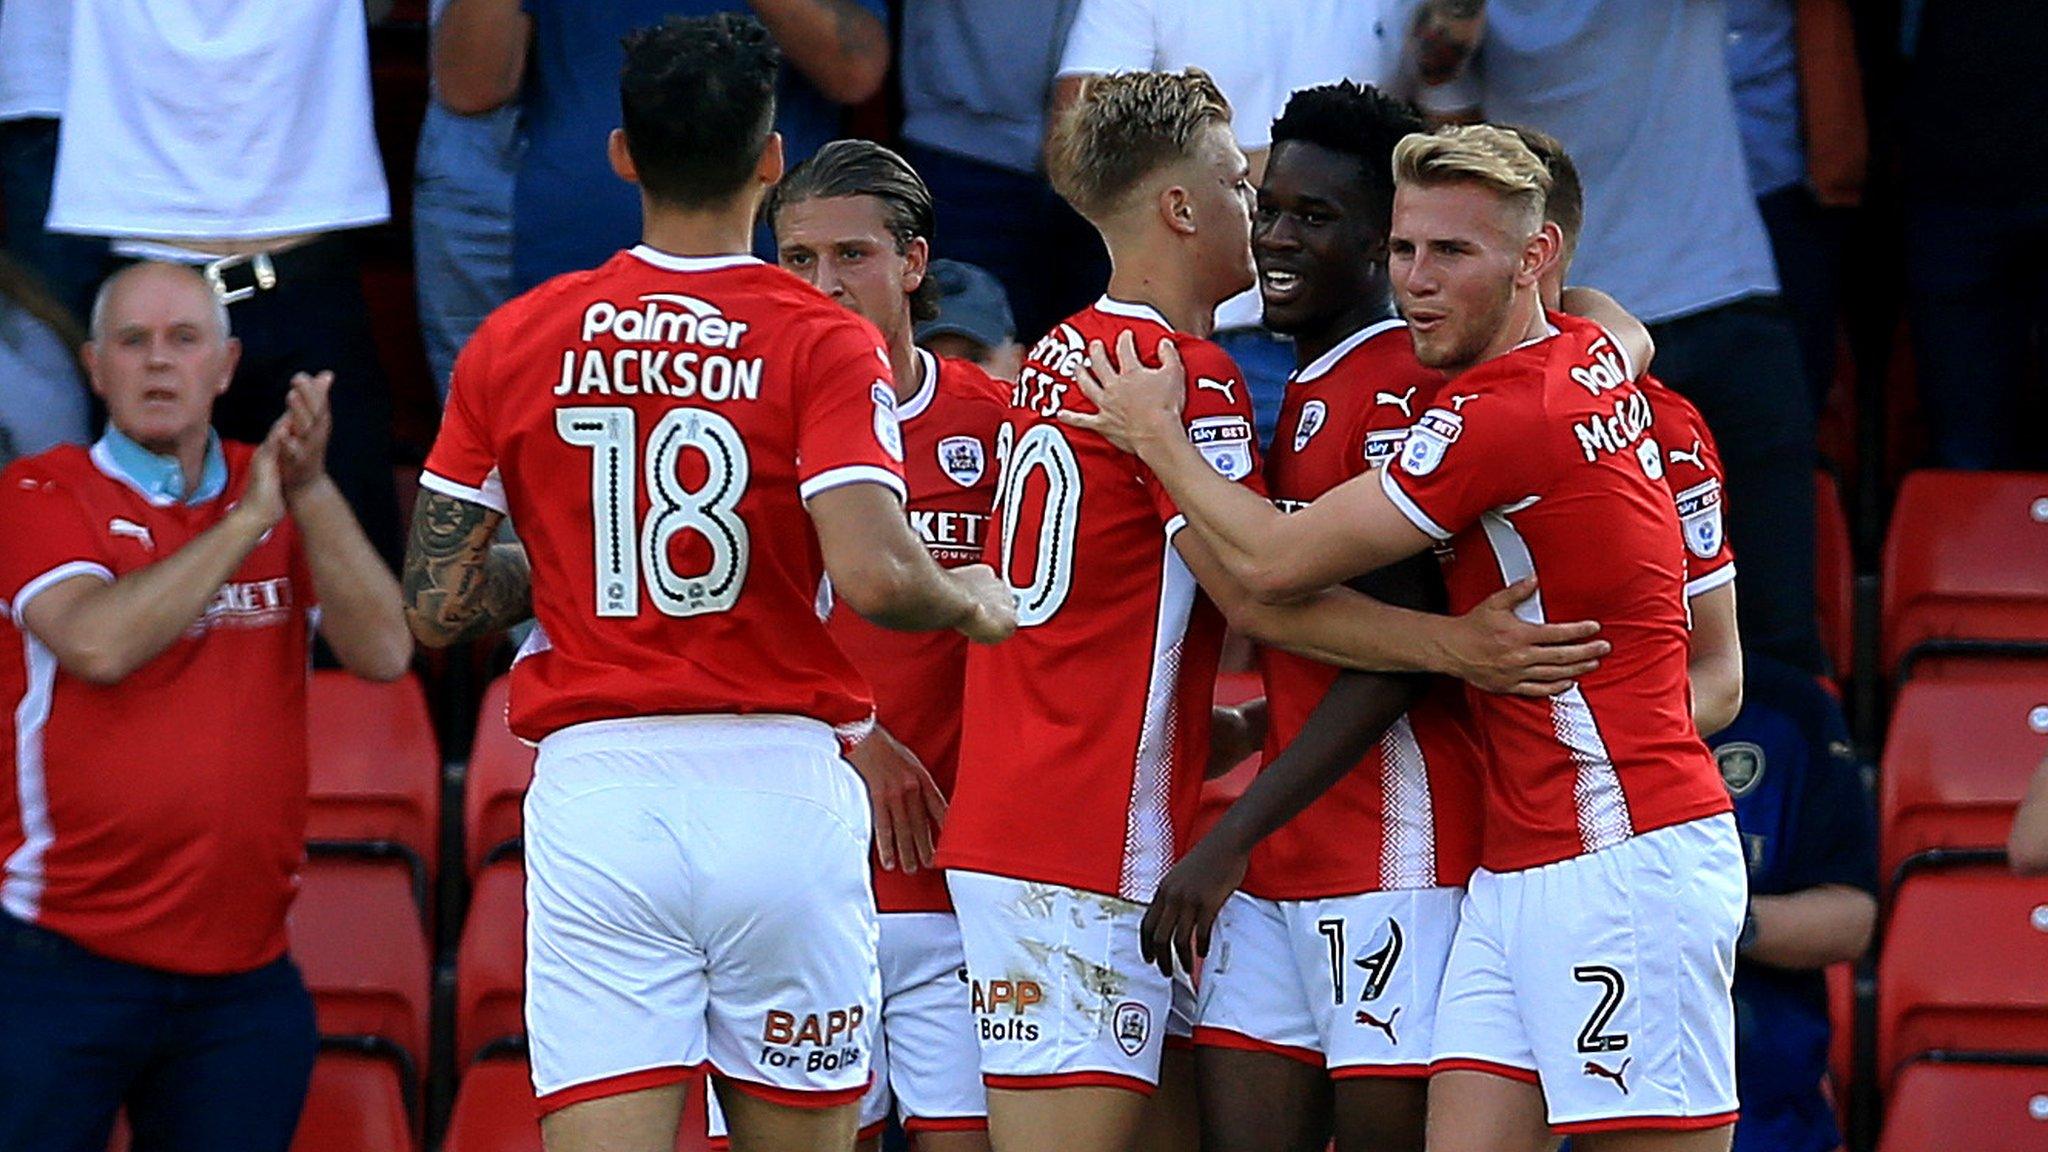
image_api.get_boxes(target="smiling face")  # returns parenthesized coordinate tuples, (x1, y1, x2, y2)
(1388, 179, 1537, 373)
(1255, 139, 1387, 338)
(774, 193, 926, 345)
(84, 264, 238, 455)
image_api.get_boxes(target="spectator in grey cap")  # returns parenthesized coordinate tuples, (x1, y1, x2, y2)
(916, 259, 1026, 381)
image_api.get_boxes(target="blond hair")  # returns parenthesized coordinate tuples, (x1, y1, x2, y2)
(1048, 68, 1233, 222)
(1392, 124, 1552, 236)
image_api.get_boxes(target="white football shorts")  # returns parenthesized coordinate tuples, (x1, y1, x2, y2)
(1195, 886, 1462, 1078)
(947, 871, 1196, 1094)
(523, 714, 880, 1115)
(1431, 813, 1747, 1134)
(707, 911, 988, 1144)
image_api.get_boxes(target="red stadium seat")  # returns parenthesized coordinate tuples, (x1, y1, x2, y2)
(1882, 471, 2048, 678)
(289, 1051, 415, 1152)
(1877, 864, 2048, 1084)
(443, 1056, 714, 1152)
(1826, 961, 1855, 1121)
(306, 671, 441, 888)
(1878, 1058, 2048, 1152)
(288, 857, 432, 1080)
(466, 675, 536, 878)
(456, 858, 527, 1067)
(1880, 677, 2048, 884)
(1814, 470, 1853, 680)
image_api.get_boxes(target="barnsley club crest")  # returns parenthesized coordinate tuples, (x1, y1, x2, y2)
(1293, 399, 1328, 453)
(938, 435, 985, 487)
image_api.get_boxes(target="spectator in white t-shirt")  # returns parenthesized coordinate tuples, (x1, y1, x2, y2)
(0, 0, 107, 319)
(44, 0, 405, 568)
(1051, 0, 1468, 447)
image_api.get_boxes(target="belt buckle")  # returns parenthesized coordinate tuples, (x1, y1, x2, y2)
(201, 251, 278, 305)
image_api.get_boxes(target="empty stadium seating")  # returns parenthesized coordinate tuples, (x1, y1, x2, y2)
(455, 858, 527, 1068)
(1877, 862, 2048, 1084)
(288, 857, 433, 1084)
(307, 670, 442, 896)
(1883, 470, 2048, 678)
(442, 1055, 714, 1152)
(291, 1049, 415, 1152)
(464, 676, 535, 878)
(1878, 1057, 2048, 1152)
(1880, 677, 2048, 884)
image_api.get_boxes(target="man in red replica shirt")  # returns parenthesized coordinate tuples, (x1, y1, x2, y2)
(401, 17, 1015, 1152)
(0, 261, 410, 1152)
(937, 73, 1612, 1152)
(712, 140, 1003, 1152)
(1070, 125, 1746, 1152)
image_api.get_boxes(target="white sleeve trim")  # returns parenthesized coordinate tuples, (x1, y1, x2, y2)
(10, 561, 115, 627)
(419, 468, 510, 516)
(1163, 514, 1188, 541)
(800, 465, 908, 504)
(1685, 564, 1738, 600)
(1379, 467, 1452, 541)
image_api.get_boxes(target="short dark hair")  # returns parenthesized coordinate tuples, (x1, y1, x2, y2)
(618, 14, 780, 206)
(1506, 125, 1583, 259)
(768, 140, 942, 323)
(1268, 81, 1425, 238)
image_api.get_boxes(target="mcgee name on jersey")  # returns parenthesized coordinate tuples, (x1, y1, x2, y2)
(555, 293, 765, 401)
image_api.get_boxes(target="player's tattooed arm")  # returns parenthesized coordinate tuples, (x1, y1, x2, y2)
(400, 491, 533, 647)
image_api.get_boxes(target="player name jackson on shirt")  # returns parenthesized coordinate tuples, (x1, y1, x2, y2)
(422, 245, 909, 744)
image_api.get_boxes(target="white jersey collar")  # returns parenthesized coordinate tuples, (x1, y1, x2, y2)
(1292, 317, 1407, 384)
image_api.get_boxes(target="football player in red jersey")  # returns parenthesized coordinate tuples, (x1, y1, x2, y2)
(1070, 125, 1746, 1152)
(1178, 81, 1485, 1152)
(754, 139, 1003, 1152)
(401, 17, 1014, 1152)
(1511, 126, 1744, 737)
(937, 74, 1612, 1152)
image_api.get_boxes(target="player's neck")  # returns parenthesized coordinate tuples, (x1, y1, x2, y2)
(639, 201, 759, 262)
(1292, 290, 1396, 370)
(1458, 288, 1550, 376)
(886, 325, 923, 405)
(1104, 258, 1216, 338)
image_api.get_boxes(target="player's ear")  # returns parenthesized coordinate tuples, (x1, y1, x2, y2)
(1161, 184, 1198, 237)
(216, 337, 242, 394)
(607, 129, 639, 187)
(756, 132, 786, 188)
(1529, 221, 1567, 286)
(1518, 219, 1559, 288)
(901, 236, 930, 296)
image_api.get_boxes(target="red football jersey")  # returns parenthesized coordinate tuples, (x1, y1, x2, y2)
(1644, 378, 1736, 599)
(0, 442, 314, 974)
(1378, 313, 1731, 873)
(424, 246, 907, 742)
(941, 297, 1262, 901)
(830, 350, 1006, 913)
(1248, 319, 1484, 898)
